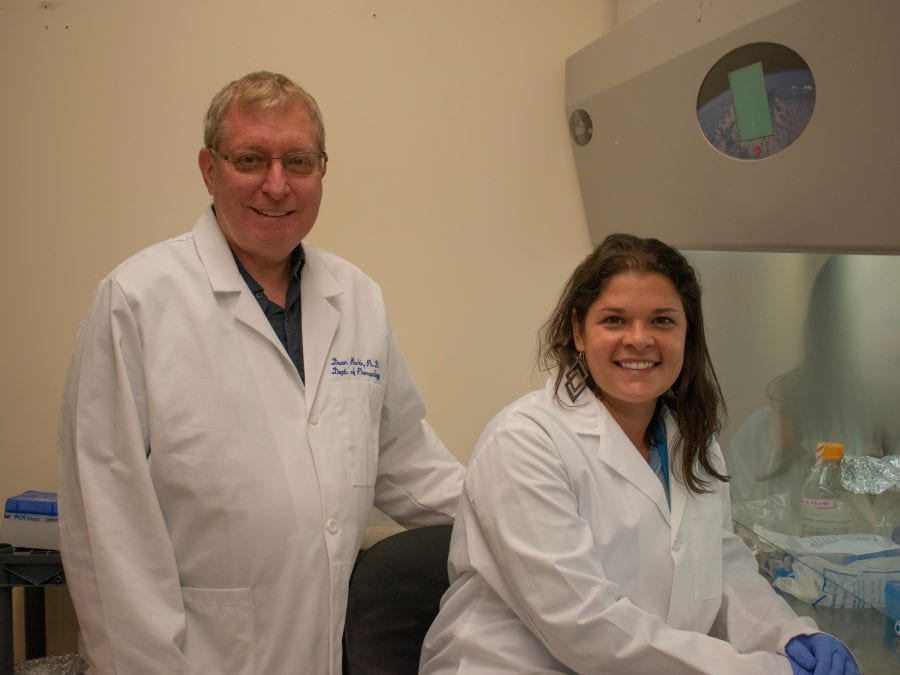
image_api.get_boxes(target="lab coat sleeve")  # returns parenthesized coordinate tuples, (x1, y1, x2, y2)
(461, 422, 795, 675)
(58, 278, 192, 674)
(371, 323, 463, 526)
(711, 444, 818, 652)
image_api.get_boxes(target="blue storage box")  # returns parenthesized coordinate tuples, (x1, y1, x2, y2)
(1, 491, 59, 550)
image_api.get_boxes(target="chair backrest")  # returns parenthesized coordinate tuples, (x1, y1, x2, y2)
(342, 524, 452, 675)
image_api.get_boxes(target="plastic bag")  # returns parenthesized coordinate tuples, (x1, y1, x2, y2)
(751, 525, 900, 609)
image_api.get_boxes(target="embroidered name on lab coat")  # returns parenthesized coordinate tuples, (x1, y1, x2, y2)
(330, 357, 381, 381)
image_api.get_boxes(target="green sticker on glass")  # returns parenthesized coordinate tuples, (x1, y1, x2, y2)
(728, 62, 774, 142)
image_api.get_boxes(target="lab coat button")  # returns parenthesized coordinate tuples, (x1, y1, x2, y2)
(326, 519, 340, 534)
(672, 538, 683, 551)
(309, 414, 318, 426)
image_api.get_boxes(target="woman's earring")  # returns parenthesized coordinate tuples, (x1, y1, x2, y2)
(565, 352, 590, 402)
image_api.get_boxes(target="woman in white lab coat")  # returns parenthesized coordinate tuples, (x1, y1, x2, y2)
(420, 234, 858, 674)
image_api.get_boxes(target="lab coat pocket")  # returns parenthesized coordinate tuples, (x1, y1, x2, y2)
(182, 586, 255, 675)
(689, 512, 724, 601)
(333, 381, 381, 487)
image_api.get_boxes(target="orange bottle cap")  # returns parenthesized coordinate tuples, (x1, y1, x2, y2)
(816, 441, 844, 461)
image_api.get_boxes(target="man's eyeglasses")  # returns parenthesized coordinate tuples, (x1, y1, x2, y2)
(208, 147, 328, 177)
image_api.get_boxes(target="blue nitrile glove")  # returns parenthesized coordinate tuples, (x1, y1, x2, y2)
(788, 662, 813, 675)
(785, 633, 860, 675)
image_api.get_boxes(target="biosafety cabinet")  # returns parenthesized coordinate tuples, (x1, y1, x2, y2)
(566, 0, 900, 670)
(566, 0, 899, 252)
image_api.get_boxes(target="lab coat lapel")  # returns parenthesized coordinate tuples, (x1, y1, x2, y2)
(560, 385, 671, 525)
(299, 246, 342, 417)
(193, 207, 299, 369)
(664, 412, 689, 544)
(600, 406, 672, 525)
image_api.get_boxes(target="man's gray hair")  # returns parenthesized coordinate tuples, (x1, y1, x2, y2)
(203, 71, 326, 152)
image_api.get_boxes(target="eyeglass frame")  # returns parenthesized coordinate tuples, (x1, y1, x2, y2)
(207, 146, 328, 176)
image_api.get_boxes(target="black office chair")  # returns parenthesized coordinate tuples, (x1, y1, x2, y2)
(342, 524, 453, 675)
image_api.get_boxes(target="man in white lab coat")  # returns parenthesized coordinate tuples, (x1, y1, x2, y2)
(58, 71, 464, 674)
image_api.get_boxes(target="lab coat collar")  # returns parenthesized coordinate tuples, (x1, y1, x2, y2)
(298, 245, 343, 416)
(193, 207, 245, 293)
(664, 412, 689, 545)
(193, 208, 297, 378)
(545, 376, 672, 525)
(542, 375, 604, 437)
(192, 207, 342, 411)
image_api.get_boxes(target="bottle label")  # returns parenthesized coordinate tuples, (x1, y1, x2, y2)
(802, 498, 835, 508)
(800, 496, 856, 535)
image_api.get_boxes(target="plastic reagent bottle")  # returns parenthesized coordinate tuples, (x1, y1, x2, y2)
(800, 442, 860, 536)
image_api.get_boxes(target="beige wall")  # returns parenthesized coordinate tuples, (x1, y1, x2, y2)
(0, 0, 615, 661)
(617, 0, 659, 22)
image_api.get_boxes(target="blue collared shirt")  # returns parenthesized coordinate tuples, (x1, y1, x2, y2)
(234, 246, 305, 382)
